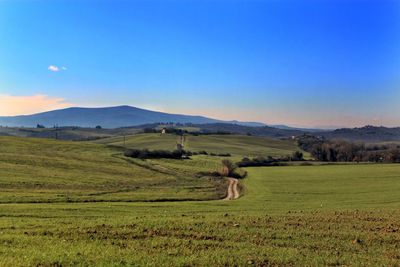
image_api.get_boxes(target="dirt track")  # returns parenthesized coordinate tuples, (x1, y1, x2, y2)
(224, 178, 239, 200)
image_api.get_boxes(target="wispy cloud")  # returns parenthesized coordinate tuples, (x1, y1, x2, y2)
(0, 94, 73, 116)
(48, 65, 67, 72)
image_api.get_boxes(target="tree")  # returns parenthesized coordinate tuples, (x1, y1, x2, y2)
(291, 151, 304, 161)
(95, 125, 102, 129)
(387, 148, 400, 163)
(221, 159, 237, 177)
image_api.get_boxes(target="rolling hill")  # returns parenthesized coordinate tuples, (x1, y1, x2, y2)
(317, 125, 400, 142)
(0, 105, 265, 128)
(93, 133, 303, 157)
(0, 136, 226, 203)
(2, 137, 400, 265)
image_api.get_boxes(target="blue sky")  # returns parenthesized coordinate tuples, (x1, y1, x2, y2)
(0, 0, 399, 128)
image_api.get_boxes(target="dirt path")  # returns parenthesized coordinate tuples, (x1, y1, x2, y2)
(224, 178, 239, 200)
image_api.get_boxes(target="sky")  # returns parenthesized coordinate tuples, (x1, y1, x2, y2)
(0, 0, 399, 128)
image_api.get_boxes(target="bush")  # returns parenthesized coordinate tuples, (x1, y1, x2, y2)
(231, 168, 247, 179)
(143, 128, 157, 133)
(220, 159, 237, 177)
(195, 151, 230, 157)
(291, 151, 304, 161)
(300, 162, 313, 166)
(236, 156, 290, 167)
(124, 149, 185, 159)
(124, 149, 142, 158)
(196, 171, 222, 178)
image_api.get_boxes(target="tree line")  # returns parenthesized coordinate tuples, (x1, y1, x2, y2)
(297, 135, 400, 163)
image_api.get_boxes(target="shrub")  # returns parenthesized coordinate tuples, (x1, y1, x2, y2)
(231, 168, 247, 179)
(124, 149, 142, 158)
(195, 151, 230, 157)
(124, 149, 185, 159)
(291, 151, 304, 161)
(196, 171, 222, 178)
(220, 159, 237, 177)
(236, 156, 290, 167)
(143, 128, 157, 133)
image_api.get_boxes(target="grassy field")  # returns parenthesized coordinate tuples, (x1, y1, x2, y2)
(0, 133, 306, 203)
(0, 136, 226, 203)
(0, 126, 143, 141)
(1, 162, 400, 266)
(93, 133, 303, 158)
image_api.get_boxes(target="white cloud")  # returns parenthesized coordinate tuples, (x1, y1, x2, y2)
(0, 94, 73, 116)
(48, 65, 67, 72)
(48, 65, 60, 72)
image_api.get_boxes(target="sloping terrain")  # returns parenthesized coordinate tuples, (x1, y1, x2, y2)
(189, 123, 305, 137)
(0, 126, 141, 141)
(318, 125, 400, 141)
(0, 136, 225, 203)
(93, 133, 303, 157)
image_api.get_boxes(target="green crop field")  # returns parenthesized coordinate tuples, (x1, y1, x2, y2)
(93, 133, 303, 158)
(1, 133, 400, 267)
(0, 136, 226, 203)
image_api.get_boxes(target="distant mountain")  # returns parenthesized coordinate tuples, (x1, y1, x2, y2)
(316, 125, 400, 142)
(2, 106, 398, 142)
(269, 124, 329, 132)
(0, 105, 265, 128)
(227, 120, 266, 127)
(186, 124, 400, 141)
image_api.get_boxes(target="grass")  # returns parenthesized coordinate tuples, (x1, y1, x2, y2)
(93, 133, 179, 150)
(1, 161, 400, 266)
(242, 164, 400, 211)
(93, 133, 303, 157)
(0, 126, 143, 141)
(0, 136, 225, 203)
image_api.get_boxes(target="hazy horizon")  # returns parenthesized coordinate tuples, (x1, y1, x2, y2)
(0, 102, 396, 130)
(1, 0, 399, 128)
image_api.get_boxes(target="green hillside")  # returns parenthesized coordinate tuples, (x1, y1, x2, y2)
(0, 136, 225, 203)
(93, 133, 302, 157)
(0, 133, 304, 203)
(2, 135, 400, 265)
